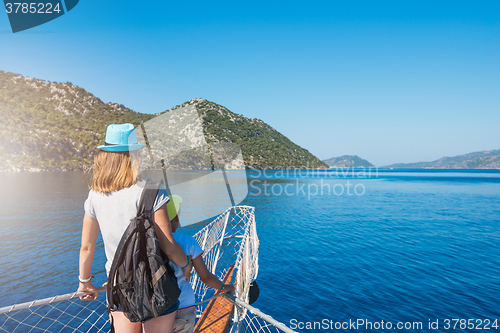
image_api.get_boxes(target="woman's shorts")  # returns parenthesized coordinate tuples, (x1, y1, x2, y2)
(108, 299, 180, 317)
(162, 300, 180, 316)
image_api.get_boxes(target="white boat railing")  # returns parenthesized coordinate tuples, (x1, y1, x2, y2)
(0, 206, 297, 333)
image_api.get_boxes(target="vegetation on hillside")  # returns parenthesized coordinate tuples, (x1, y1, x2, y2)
(323, 155, 374, 168)
(0, 71, 154, 170)
(0, 71, 327, 171)
(165, 99, 328, 169)
(383, 150, 500, 169)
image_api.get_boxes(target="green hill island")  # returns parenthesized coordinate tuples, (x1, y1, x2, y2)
(383, 150, 500, 169)
(0, 71, 328, 171)
(323, 155, 374, 168)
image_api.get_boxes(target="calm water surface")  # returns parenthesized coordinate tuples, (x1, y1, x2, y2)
(1, 169, 499, 332)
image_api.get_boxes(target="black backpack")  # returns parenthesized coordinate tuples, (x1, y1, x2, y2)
(107, 179, 181, 326)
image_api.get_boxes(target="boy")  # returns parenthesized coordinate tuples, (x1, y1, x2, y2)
(167, 195, 235, 333)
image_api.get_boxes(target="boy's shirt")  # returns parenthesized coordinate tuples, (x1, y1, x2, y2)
(171, 233, 204, 309)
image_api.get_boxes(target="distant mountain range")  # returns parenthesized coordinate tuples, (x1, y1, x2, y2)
(383, 150, 500, 169)
(0, 70, 327, 171)
(323, 155, 374, 168)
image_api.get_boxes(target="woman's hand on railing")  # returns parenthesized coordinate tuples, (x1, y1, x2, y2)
(77, 282, 100, 301)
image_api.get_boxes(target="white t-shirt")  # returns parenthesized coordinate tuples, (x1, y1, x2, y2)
(171, 233, 204, 309)
(84, 180, 170, 275)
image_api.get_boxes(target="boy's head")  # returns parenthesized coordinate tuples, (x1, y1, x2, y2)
(167, 195, 183, 232)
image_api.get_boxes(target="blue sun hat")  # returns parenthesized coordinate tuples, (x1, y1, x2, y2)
(97, 123, 146, 152)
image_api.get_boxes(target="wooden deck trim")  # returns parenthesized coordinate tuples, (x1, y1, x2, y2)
(194, 265, 235, 333)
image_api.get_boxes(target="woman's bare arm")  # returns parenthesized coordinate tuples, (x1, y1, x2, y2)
(77, 213, 100, 300)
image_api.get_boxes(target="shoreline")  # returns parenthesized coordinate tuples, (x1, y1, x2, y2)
(2, 167, 500, 173)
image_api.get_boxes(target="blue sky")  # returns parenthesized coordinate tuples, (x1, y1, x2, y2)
(1, 1, 499, 166)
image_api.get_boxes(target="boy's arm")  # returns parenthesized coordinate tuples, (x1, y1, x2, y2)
(192, 255, 235, 295)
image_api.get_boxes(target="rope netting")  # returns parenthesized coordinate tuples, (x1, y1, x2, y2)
(233, 311, 294, 333)
(191, 205, 258, 320)
(0, 206, 296, 333)
(0, 290, 109, 333)
(225, 295, 296, 333)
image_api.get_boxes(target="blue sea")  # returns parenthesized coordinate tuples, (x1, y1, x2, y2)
(1, 169, 500, 332)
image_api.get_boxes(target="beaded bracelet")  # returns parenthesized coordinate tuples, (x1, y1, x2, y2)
(181, 256, 190, 269)
(218, 282, 225, 291)
(79, 274, 93, 283)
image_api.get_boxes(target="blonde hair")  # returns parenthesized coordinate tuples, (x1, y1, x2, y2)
(90, 150, 141, 193)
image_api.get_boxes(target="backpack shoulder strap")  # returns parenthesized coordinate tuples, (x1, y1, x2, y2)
(139, 179, 162, 217)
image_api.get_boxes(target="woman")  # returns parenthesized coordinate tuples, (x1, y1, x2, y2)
(77, 123, 191, 333)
